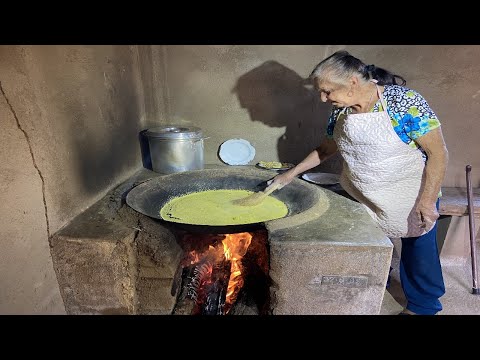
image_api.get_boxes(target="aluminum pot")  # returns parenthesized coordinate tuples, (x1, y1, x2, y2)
(145, 125, 204, 174)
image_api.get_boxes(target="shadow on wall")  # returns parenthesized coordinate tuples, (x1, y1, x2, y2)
(231, 60, 333, 166)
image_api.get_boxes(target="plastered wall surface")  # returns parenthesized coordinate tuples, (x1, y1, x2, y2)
(0, 88, 63, 314)
(162, 45, 341, 172)
(0, 45, 166, 314)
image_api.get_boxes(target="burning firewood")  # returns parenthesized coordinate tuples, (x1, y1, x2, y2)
(172, 266, 197, 315)
(201, 259, 231, 315)
(172, 230, 270, 315)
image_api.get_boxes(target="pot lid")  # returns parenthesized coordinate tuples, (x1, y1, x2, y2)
(145, 125, 203, 139)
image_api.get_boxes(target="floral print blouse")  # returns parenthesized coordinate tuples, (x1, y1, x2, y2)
(326, 84, 441, 160)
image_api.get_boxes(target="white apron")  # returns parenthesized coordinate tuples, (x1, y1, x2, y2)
(333, 84, 430, 238)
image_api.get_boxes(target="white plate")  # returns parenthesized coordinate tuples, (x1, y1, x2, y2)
(218, 138, 256, 165)
(302, 172, 340, 185)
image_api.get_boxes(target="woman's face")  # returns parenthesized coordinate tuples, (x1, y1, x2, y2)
(315, 79, 352, 108)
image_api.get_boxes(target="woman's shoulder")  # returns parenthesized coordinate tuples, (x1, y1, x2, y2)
(382, 84, 439, 124)
(383, 84, 433, 112)
(383, 84, 422, 97)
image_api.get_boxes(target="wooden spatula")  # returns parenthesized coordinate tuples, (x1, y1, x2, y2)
(232, 183, 281, 206)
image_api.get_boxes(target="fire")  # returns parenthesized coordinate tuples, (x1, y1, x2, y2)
(178, 231, 258, 314)
(222, 232, 252, 313)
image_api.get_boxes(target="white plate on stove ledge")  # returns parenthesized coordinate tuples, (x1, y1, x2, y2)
(302, 172, 340, 185)
(218, 138, 256, 165)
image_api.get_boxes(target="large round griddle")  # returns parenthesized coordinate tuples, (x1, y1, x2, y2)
(126, 167, 323, 232)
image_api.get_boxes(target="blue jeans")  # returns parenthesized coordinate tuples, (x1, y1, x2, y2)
(400, 199, 445, 315)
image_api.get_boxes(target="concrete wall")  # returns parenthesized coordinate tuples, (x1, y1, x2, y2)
(163, 45, 338, 171)
(0, 45, 167, 314)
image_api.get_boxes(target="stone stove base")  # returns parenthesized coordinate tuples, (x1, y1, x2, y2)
(50, 167, 392, 315)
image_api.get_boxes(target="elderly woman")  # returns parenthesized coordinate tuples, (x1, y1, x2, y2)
(268, 50, 449, 315)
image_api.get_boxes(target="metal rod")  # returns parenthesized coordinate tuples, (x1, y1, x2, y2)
(466, 165, 479, 294)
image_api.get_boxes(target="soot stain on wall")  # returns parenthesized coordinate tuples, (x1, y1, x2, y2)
(71, 47, 142, 195)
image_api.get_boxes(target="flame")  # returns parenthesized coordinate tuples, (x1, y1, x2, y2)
(182, 232, 254, 314)
(222, 232, 252, 313)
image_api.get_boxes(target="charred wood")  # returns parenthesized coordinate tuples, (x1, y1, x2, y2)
(201, 259, 231, 315)
(172, 266, 196, 315)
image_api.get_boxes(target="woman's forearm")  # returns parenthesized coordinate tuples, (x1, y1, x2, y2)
(267, 139, 338, 189)
(422, 149, 449, 203)
(416, 127, 449, 204)
(290, 139, 338, 177)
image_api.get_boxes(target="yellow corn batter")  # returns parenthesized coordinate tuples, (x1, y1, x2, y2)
(160, 189, 288, 225)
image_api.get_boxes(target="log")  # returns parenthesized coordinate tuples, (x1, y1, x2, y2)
(172, 266, 196, 315)
(201, 259, 231, 315)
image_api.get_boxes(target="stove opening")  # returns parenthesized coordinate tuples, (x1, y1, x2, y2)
(172, 229, 270, 315)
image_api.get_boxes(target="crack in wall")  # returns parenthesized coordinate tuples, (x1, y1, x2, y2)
(0, 81, 51, 239)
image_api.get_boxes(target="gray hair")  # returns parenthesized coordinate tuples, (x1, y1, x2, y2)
(309, 50, 406, 87)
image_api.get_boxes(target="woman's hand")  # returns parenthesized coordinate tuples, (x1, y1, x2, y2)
(416, 199, 439, 232)
(266, 170, 297, 191)
(264, 139, 339, 192)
